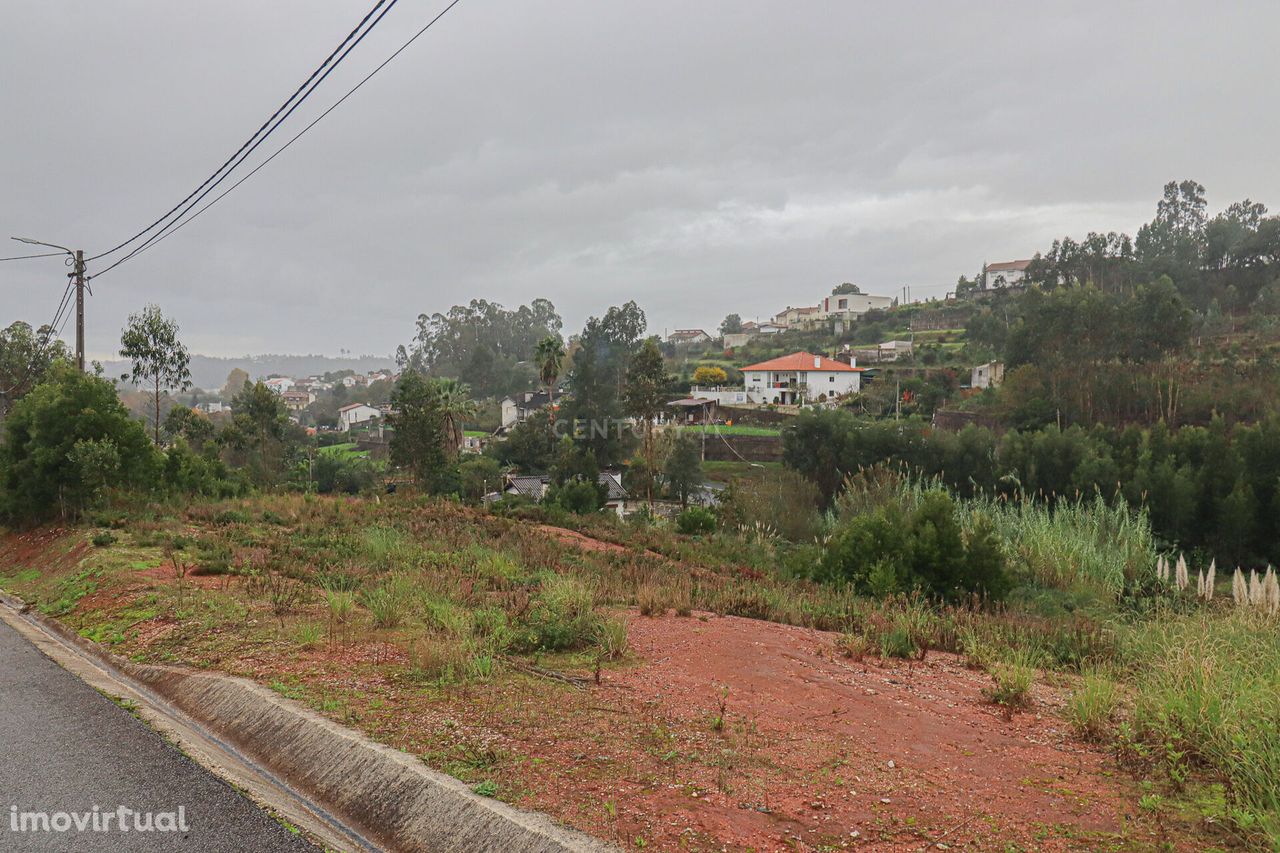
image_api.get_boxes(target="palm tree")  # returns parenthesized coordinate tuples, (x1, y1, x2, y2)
(432, 378, 477, 456)
(534, 335, 565, 409)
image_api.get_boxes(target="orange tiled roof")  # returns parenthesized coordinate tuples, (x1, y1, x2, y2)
(741, 352, 863, 372)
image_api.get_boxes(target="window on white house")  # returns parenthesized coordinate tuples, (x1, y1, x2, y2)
(829, 375, 835, 382)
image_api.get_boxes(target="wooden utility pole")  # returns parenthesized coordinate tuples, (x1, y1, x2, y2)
(72, 249, 86, 371)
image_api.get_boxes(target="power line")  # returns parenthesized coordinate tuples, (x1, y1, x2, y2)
(90, 0, 463, 282)
(86, 0, 394, 263)
(89, 0, 405, 278)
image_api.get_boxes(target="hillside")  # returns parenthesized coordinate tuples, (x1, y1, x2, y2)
(100, 353, 398, 392)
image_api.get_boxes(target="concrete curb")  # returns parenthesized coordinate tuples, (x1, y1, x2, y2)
(0, 592, 615, 853)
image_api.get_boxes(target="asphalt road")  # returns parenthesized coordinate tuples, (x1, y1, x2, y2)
(0, 618, 316, 852)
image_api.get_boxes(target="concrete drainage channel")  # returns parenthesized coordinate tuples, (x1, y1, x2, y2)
(0, 592, 616, 853)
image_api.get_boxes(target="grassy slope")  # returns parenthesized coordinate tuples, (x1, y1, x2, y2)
(1, 496, 1273, 849)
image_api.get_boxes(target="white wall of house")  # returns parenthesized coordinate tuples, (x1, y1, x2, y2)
(338, 404, 381, 432)
(971, 361, 1005, 389)
(744, 368, 860, 404)
(688, 387, 749, 405)
(818, 293, 894, 319)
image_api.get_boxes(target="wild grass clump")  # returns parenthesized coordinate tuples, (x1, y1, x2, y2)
(512, 574, 599, 652)
(596, 617, 629, 660)
(834, 632, 874, 661)
(362, 574, 414, 629)
(983, 649, 1037, 712)
(1066, 671, 1120, 741)
(325, 589, 356, 645)
(361, 526, 417, 570)
(295, 620, 324, 649)
(405, 636, 473, 683)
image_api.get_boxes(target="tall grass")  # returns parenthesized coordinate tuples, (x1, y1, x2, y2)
(1120, 610, 1280, 846)
(968, 493, 1156, 596)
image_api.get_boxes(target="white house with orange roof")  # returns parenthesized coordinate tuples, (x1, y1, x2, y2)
(741, 351, 864, 405)
(982, 259, 1032, 290)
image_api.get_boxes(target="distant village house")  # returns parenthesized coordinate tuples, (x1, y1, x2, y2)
(742, 351, 864, 405)
(981, 260, 1032, 291)
(337, 403, 381, 432)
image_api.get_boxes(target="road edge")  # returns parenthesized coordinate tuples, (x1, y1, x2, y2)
(0, 591, 616, 853)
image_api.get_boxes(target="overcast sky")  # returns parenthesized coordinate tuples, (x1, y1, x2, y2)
(3, 1, 1279, 358)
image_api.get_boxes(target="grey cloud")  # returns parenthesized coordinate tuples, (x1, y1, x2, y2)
(3, 1, 1279, 357)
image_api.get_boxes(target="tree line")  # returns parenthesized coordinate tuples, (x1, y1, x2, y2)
(784, 409, 1280, 568)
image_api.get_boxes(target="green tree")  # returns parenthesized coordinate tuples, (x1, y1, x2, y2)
(220, 368, 250, 399)
(719, 314, 743, 335)
(535, 335, 565, 406)
(492, 409, 558, 471)
(432, 378, 478, 458)
(459, 456, 502, 504)
(663, 433, 703, 506)
(0, 320, 72, 419)
(222, 381, 293, 486)
(0, 364, 155, 521)
(67, 438, 122, 517)
(119, 304, 191, 443)
(388, 372, 456, 493)
(564, 301, 646, 468)
(624, 338, 670, 501)
(164, 406, 215, 451)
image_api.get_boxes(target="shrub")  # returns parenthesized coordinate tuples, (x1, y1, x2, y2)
(819, 489, 1010, 601)
(548, 480, 604, 515)
(91, 531, 117, 548)
(675, 507, 716, 535)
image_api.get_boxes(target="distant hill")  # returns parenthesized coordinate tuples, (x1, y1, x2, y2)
(102, 354, 398, 392)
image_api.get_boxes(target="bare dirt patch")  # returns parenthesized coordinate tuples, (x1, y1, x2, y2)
(210, 612, 1160, 852)
(534, 524, 630, 554)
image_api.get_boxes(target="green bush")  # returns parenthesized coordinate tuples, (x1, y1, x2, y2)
(91, 531, 117, 548)
(818, 489, 1011, 601)
(675, 506, 716, 535)
(548, 479, 604, 515)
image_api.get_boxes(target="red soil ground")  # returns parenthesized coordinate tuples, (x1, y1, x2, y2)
(597, 613, 1138, 851)
(2, 527, 1179, 850)
(237, 611, 1158, 852)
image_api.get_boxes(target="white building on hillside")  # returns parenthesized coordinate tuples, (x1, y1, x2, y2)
(817, 291, 895, 330)
(742, 352, 864, 406)
(337, 403, 381, 432)
(982, 260, 1032, 290)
